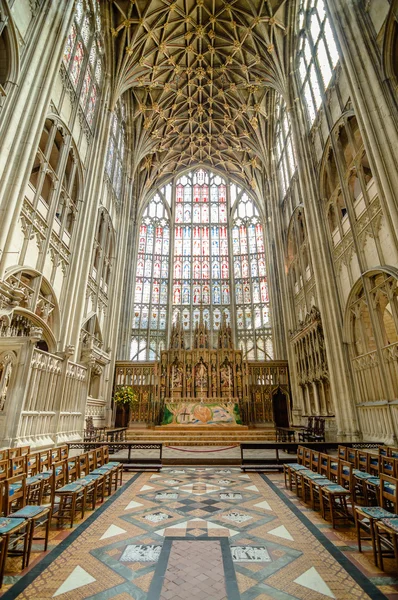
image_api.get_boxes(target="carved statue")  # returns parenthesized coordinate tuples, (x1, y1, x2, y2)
(220, 359, 232, 391)
(171, 360, 183, 388)
(195, 359, 208, 391)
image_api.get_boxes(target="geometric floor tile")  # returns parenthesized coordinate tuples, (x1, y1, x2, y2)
(268, 524, 294, 541)
(53, 565, 96, 597)
(5, 467, 394, 600)
(124, 500, 143, 510)
(231, 546, 272, 562)
(294, 566, 336, 598)
(100, 524, 127, 540)
(245, 485, 259, 492)
(254, 500, 273, 511)
(120, 544, 162, 562)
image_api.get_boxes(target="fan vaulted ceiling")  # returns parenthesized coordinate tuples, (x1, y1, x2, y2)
(109, 0, 290, 199)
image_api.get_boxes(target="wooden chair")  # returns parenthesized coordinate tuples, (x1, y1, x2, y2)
(50, 447, 61, 464)
(329, 458, 339, 482)
(387, 447, 398, 459)
(337, 446, 347, 461)
(9, 456, 26, 478)
(2, 480, 51, 556)
(0, 515, 31, 587)
(369, 453, 380, 476)
(102, 446, 123, 486)
(356, 450, 370, 473)
(319, 481, 351, 529)
(4, 475, 26, 515)
(66, 457, 79, 483)
(319, 453, 331, 478)
(354, 474, 398, 566)
(346, 448, 357, 466)
(0, 450, 9, 462)
(338, 460, 353, 493)
(87, 450, 96, 473)
(7, 448, 20, 460)
(77, 453, 105, 508)
(375, 518, 398, 572)
(380, 456, 397, 478)
(51, 479, 86, 529)
(59, 445, 69, 461)
(302, 447, 311, 470)
(310, 450, 320, 474)
(0, 460, 8, 484)
(19, 446, 30, 456)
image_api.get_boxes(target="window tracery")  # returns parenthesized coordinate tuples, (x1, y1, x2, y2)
(28, 117, 81, 248)
(232, 187, 272, 360)
(132, 170, 272, 361)
(297, 0, 340, 127)
(105, 101, 126, 198)
(275, 96, 296, 198)
(62, 0, 103, 128)
(132, 191, 170, 360)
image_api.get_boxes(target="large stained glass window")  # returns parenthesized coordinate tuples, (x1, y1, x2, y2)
(131, 188, 171, 360)
(62, 0, 103, 129)
(172, 170, 230, 344)
(231, 186, 273, 360)
(297, 0, 339, 127)
(132, 169, 272, 360)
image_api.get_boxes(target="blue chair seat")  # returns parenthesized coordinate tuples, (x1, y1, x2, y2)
(10, 506, 49, 519)
(8, 483, 22, 497)
(366, 477, 380, 486)
(323, 484, 349, 493)
(360, 507, 398, 519)
(0, 517, 26, 533)
(57, 483, 85, 493)
(303, 473, 328, 480)
(26, 475, 41, 485)
(288, 464, 307, 471)
(381, 518, 398, 533)
(353, 470, 372, 479)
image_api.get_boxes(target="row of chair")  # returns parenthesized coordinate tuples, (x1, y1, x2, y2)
(298, 417, 326, 442)
(0, 445, 123, 587)
(284, 445, 398, 572)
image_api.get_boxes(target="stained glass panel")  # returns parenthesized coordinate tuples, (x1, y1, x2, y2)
(133, 171, 272, 360)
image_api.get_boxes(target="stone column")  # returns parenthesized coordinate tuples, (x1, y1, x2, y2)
(287, 98, 360, 440)
(0, 2, 75, 271)
(326, 0, 398, 241)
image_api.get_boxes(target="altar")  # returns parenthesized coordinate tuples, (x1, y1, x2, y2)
(154, 310, 248, 426)
(161, 398, 242, 426)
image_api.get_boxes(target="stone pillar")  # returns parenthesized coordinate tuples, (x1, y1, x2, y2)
(287, 96, 360, 440)
(326, 0, 398, 241)
(0, 2, 75, 272)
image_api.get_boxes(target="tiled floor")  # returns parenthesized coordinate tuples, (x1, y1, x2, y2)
(2, 468, 398, 599)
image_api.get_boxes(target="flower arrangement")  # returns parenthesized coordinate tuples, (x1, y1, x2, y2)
(113, 386, 139, 406)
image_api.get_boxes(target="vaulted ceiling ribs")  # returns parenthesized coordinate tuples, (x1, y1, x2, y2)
(109, 0, 289, 197)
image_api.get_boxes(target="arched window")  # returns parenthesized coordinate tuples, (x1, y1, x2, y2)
(63, 0, 103, 127)
(132, 192, 170, 360)
(92, 209, 115, 293)
(132, 169, 272, 361)
(28, 117, 81, 247)
(172, 170, 230, 339)
(232, 188, 272, 360)
(275, 96, 296, 198)
(297, 0, 339, 126)
(105, 101, 126, 198)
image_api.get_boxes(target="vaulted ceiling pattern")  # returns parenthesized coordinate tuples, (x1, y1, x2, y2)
(108, 0, 290, 201)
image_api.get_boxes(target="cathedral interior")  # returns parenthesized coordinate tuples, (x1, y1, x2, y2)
(0, 0, 398, 597)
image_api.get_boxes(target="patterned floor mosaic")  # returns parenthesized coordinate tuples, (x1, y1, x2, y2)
(2, 468, 398, 599)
